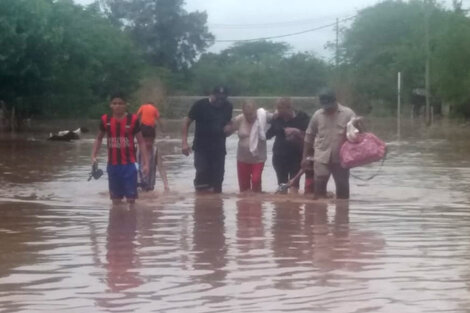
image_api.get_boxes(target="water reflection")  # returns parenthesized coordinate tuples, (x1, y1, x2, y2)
(0, 203, 44, 280)
(271, 200, 384, 290)
(105, 208, 143, 292)
(236, 198, 264, 253)
(193, 197, 227, 287)
(0, 137, 84, 185)
(3, 123, 470, 311)
(303, 201, 385, 274)
(304, 201, 348, 273)
(271, 201, 304, 290)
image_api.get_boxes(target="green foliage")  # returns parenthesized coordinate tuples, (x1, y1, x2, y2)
(0, 0, 142, 119)
(432, 10, 470, 117)
(339, 0, 430, 111)
(189, 41, 329, 96)
(339, 0, 470, 117)
(103, 0, 214, 70)
(221, 41, 290, 61)
(6, 0, 470, 122)
(0, 0, 54, 116)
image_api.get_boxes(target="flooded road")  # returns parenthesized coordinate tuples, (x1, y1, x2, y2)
(2, 120, 470, 312)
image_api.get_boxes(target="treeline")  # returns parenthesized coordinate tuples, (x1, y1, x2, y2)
(337, 0, 470, 117)
(0, 0, 141, 122)
(2, 0, 470, 124)
(188, 41, 329, 96)
(0, 0, 213, 124)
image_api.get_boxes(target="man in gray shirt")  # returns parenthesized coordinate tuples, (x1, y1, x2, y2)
(302, 89, 355, 199)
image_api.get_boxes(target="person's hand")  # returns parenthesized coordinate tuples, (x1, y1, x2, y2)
(284, 127, 301, 137)
(182, 142, 192, 156)
(223, 124, 232, 135)
(272, 110, 279, 120)
(284, 128, 302, 143)
(301, 157, 312, 171)
(352, 116, 366, 132)
(142, 163, 149, 177)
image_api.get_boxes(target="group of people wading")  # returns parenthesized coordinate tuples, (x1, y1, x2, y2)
(182, 86, 355, 199)
(92, 86, 355, 209)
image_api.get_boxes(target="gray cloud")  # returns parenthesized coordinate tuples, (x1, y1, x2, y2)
(74, 0, 467, 58)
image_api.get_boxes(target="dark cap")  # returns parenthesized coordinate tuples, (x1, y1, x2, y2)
(212, 85, 229, 97)
(318, 88, 336, 108)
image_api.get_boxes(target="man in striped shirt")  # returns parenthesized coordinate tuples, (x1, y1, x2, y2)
(92, 92, 149, 209)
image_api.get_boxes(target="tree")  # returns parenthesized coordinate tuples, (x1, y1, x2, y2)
(103, 0, 214, 70)
(0, 0, 56, 118)
(339, 0, 470, 117)
(0, 0, 142, 122)
(333, 0, 470, 116)
(432, 10, 470, 117)
(339, 0, 431, 113)
(189, 40, 328, 96)
(221, 41, 290, 62)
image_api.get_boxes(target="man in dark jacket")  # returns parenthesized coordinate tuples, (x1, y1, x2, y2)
(181, 86, 233, 193)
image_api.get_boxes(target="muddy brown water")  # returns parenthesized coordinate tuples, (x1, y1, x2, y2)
(2, 119, 470, 312)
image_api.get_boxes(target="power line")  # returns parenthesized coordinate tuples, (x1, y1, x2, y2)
(209, 15, 347, 29)
(214, 15, 356, 43)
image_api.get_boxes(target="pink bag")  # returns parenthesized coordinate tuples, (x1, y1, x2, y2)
(340, 133, 386, 169)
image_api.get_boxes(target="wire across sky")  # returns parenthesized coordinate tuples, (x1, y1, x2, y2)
(214, 15, 356, 43)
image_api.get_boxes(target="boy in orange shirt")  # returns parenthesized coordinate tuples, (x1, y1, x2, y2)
(136, 102, 169, 192)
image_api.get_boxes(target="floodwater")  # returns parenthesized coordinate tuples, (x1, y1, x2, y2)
(2, 120, 470, 312)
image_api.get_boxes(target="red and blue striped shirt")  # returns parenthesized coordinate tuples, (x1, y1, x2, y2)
(100, 113, 141, 165)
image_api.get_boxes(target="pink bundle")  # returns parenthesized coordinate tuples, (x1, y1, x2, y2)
(340, 133, 386, 169)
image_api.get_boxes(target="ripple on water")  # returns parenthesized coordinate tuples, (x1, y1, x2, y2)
(2, 135, 470, 312)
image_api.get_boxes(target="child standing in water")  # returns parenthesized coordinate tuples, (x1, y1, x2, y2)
(136, 101, 170, 192)
(91, 93, 149, 209)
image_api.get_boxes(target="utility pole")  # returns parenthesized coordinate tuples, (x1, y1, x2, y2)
(397, 72, 402, 140)
(424, 0, 431, 126)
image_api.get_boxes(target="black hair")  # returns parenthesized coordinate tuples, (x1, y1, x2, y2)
(109, 91, 127, 102)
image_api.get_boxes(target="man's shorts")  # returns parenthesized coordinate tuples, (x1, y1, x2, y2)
(107, 163, 138, 199)
(141, 124, 156, 138)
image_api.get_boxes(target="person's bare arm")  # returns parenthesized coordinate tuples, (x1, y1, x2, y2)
(156, 118, 165, 136)
(182, 117, 193, 156)
(91, 131, 105, 164)
(302, 141, 314, 167)
(136, 132, 149, 176)
(136, 108, 143, 123)
(301, 116, 316, 169)
(156, 149, 170, 192)
(224, 116, 238, 136)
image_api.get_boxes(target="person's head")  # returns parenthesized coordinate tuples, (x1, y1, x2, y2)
(109, 92, 127, 116)
(210, 85, 229, 105)
(318, 88, 338, 114)
(276, 97, 294, 120)
(242, 100, 257, 123)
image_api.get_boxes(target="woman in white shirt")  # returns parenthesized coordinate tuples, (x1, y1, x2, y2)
(226, 100, 271, 193)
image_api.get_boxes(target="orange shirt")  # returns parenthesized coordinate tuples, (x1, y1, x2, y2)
(136, 104, 160, 126)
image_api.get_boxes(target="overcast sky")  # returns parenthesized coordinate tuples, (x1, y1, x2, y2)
(75, 0, 468, 59)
